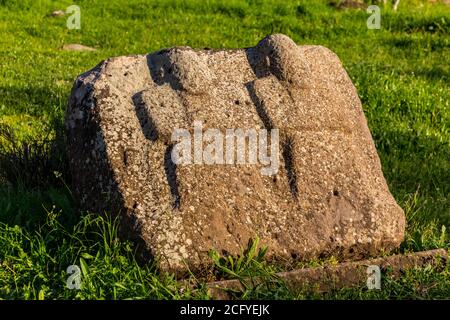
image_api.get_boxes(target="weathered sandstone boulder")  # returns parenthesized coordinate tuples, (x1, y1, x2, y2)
(66, 34, 405, 273)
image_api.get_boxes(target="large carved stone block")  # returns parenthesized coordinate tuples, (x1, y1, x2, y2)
(66, 34, 405, 272)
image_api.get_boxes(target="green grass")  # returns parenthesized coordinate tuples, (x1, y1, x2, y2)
(0, 0, 449, 299)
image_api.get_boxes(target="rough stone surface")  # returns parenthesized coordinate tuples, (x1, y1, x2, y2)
(66, 34, 405, 273)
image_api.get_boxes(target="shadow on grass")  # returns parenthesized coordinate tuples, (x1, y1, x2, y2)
(383, 34, 449, 52)
(409, 66, 449, 82)
(0, 121, 75, 229)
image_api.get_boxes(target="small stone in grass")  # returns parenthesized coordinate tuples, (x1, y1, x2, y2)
(62, 44, 97, 52)
(49, 10, 65, 17)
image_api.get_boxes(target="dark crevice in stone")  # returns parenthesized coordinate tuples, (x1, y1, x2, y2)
(283, 137, 298, 199)
(164, 144, 181, 209)
(146, 52, 183, 91)
(245, 47, 271, 79)
(245, 81, 274, 131)
(123, 149, 128, 166)
(132, 91, 159, 142)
